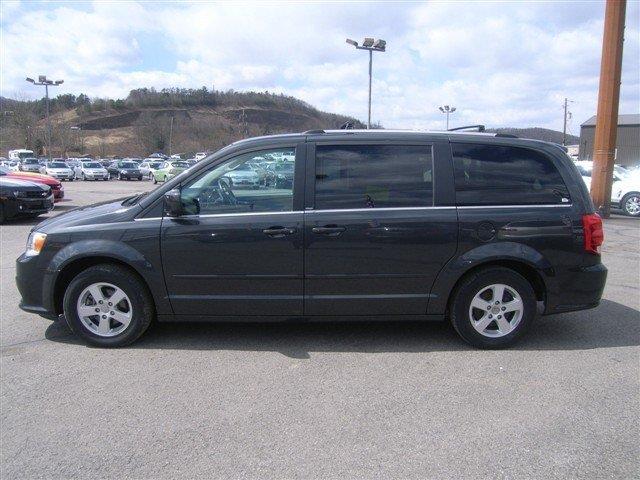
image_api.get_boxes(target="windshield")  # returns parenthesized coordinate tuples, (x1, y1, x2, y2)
(614, 165, 630, 179)
(24, 158, 39, 164)
(49, 162, 68, 168)
(121, 162, 137, 168)
(150, 162, 163, 168)
(16, 151, 34, 160)
(172, 162, 189, 168)
(85, 162, 102, 168)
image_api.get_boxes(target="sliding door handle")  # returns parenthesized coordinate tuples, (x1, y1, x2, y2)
(312, 225, 346, 236)
(263, 227, 296, 237)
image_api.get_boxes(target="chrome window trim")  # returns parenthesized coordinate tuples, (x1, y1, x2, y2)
(135, 203, 571, 221)
(306, 206, 455, 214)
(457, 204, 572, 209)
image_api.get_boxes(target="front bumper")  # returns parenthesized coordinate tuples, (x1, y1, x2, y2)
(16, 252, 57, 319)
(3, 195, 54, 219)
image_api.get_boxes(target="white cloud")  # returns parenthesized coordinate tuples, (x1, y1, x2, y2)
(1, 0, 638, 132)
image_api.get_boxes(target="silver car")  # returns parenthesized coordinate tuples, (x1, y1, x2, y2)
(79, 161, 109, 181)
(20, 158, 41, 173)
(43, 161, 75, 181)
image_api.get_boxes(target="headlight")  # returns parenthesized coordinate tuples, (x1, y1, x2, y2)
(25, 232, 47, 257)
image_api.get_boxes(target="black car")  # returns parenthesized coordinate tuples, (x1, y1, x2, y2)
(1, 177, 54, 223)
(107, 161, 143, 180)
(16, 130, 607, 348)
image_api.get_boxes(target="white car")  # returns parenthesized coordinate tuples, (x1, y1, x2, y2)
(139, 160, 164, 179)
(79, 161, 109, 181)
(576, 160, 640, 217)
(0, 159, 20, 171)
(42, 161, 75, 181)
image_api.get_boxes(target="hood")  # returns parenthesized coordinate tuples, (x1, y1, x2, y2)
(34, 198, 142, 233)
(8, 172, 60, 186)
(0, 177, 48, 190)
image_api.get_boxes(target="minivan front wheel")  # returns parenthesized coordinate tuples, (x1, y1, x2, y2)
(63, 264, 154, 347)
(449, 267, 536, 348)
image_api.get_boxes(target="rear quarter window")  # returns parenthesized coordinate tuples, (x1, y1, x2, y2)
(452, 143, 570, 206)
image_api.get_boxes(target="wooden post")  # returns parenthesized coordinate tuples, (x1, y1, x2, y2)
(591, 0, 626, 217)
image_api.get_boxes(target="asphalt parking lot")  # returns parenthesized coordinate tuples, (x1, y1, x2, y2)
(1, 180, 638, 479)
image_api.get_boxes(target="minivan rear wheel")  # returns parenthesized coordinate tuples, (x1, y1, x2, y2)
(63, 264, 154, 347)
(449, 267, 537, 348)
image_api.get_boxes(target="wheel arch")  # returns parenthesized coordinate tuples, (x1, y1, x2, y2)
(46, 240, 170, 316)
(428, 243, 552, 315)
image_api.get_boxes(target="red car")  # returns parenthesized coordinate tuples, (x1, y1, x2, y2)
(0, 166, 64, 202)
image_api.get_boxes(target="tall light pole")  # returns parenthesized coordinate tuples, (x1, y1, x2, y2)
(562, 98, 574, 146)
(346, 37, 386, 129)
(439, 105, 457, 130)
(26, 75, 64, 160)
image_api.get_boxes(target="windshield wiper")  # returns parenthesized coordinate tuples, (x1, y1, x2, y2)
(122, 191, 149, 206)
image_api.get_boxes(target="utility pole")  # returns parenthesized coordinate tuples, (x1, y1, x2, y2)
(591, 0, 626, 218)
(25, 76, 64, 160)
(169, 116, 174, 156)
(562, 98, 574, 146)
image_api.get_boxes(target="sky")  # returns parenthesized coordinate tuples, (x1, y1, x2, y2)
(1, 0, 639, 133)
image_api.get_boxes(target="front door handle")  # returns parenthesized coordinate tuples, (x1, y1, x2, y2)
(312, 225, 346, 236)
(263, 226, 296, 238)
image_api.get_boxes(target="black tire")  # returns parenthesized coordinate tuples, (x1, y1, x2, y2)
(153, 176, 158, 184)
(63, 264, 154, 347)
(620, 192, 640, 217)
(449, 266, 537, 349)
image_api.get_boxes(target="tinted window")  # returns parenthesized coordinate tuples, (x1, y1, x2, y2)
(120, 162, 137, 168)
(452, 144, 570, 206)
(315, 145, 433, 209)
(180, 148, 296, 215)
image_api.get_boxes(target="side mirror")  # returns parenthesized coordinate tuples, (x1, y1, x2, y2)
(164, 188, 183, 217)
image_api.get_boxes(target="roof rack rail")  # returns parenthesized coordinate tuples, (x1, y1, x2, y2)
(303, 129, 325, 134)
(495, 133, 518, 138)
(448, 125, 486, 132)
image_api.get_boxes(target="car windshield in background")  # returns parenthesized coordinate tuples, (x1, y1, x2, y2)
(23, 158, 39, 164)
(85, 162, 102, 168)
(275, 163, 294, 172)
(172, 162, 189, 168)
(151, 162, 163, 168)
(121, 162, 137, 168)
(49, 162, 67, 168)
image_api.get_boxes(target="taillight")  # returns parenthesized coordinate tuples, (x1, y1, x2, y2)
(582, 213, 604, 254)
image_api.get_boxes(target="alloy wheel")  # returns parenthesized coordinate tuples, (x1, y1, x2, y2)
(76, 282, 133, 337)
(468, 283, 523, 338)
(624, 195, 640, 216)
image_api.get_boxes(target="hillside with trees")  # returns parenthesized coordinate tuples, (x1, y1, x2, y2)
(1, 88, 579, 158)
(0, 88, 365, 157)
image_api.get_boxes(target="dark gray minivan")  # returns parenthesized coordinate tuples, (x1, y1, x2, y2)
(16, 130, 607, 348)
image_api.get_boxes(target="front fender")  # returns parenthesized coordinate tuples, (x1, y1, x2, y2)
(43, 239, 171, 315)
(427, 241, 553, 315)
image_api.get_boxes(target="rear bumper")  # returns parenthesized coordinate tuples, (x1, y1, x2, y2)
(544, 262, 608, 314)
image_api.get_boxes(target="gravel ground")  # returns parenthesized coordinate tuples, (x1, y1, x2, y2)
(1, 180, 638, 479)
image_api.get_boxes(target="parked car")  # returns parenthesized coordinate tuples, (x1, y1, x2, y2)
(15, 130, 607, 348)
(42, 161, 75, 181)
(222, 162, 263, 188)
(575, 160, 640, 217)
(19, 157, 42, 173)
(0, 177, 53, 223)
(79, 161, 109, 181)
(152, 161, 189, 184)
(194, 152, 208, 161)
(1, 166, 64, 202)
(107, 161, 143, 180)
(139, 161, 164, 179)
(0, 159, 20, 171)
